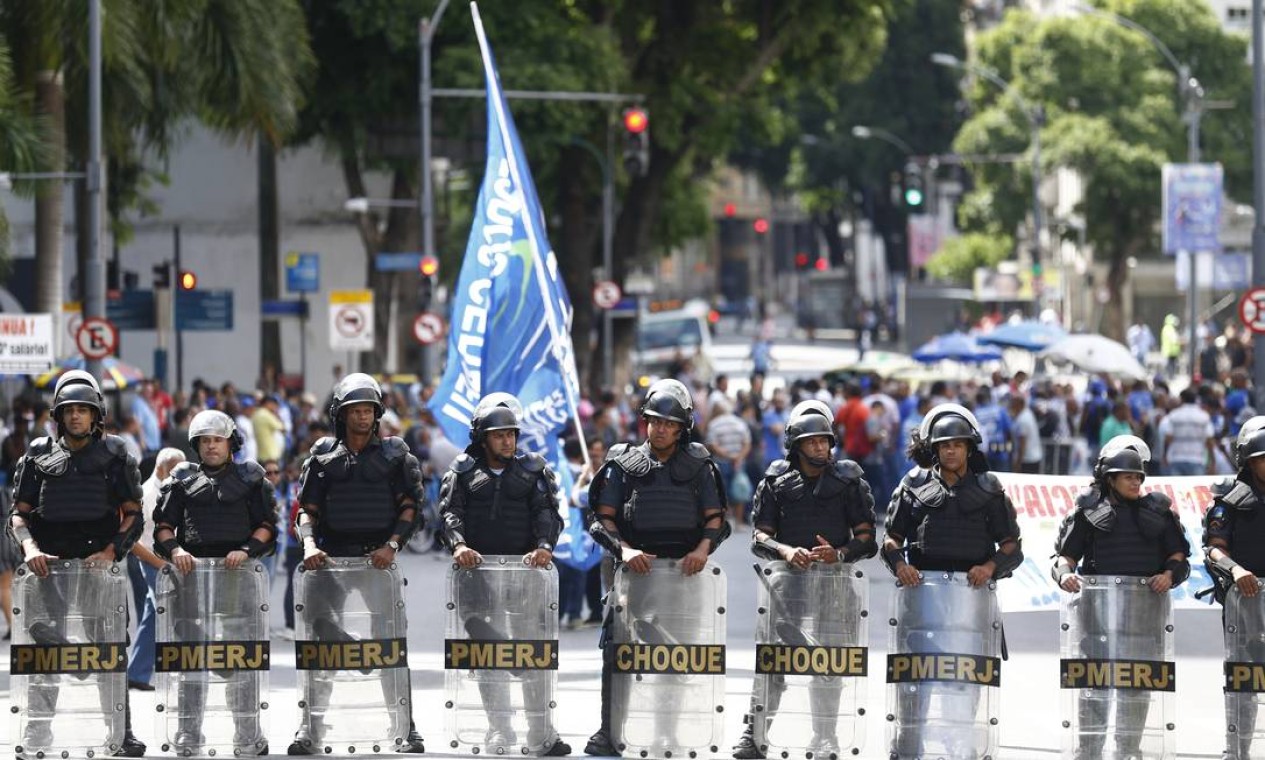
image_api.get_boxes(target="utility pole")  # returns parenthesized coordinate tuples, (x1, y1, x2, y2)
(1253, 0, 1265, 406)
(418, 0, 450, 387)
(85, 0, 106, 378)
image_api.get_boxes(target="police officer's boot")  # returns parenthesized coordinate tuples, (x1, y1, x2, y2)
(583, 654, 619, 757)
(228, 676, 266, 756)
(173, 679, 207, 754)
(731, 722, 763, 760)
(20, 676, 58, 754)
(114, 701, 146, 758)
(523, 673, 570, 756)
(807, 680, 842, 759)
(287, 718, 325, 756)
(479, 679, 519, 750)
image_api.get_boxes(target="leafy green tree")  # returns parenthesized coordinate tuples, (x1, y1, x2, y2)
(925, 232, 1013, 283)
(954, 0, 1249, 338)
(0, 39, 43, 271)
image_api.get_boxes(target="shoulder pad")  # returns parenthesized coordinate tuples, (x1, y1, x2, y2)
(902, 468, 934, 488)
(1219, 480, 1260, 511)
(517, 452, 546, 473)
(1212, 477, 1239, 499)
(236, 461, 266, 484)
(975, 472, 1004, 494)
(829, 459, 864, 482)
(605, 442, 632, 461)
(450, 453, 477, 474)
(1074, 488, 1100, 512)
(764, 460, 792, 479)
(1142, 491, 1174, 512)
(310, 437, 338, 455)
(100, 434, 127, 457)
(683, 442, 711, 460)
(612, 444, 653, 478)
(170, 462, 201, 482)
(27, 437, 53, 456)
(380, 436, 409, 460)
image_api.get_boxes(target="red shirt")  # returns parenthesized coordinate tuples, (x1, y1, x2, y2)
(834, 398, 872, 459)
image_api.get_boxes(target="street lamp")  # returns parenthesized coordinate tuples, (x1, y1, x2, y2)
(343, 197, 419, 213)
(932, 52, 1046, 307)
(850, 125, 916, 156)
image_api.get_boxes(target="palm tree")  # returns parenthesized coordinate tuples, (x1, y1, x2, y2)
(0, 38, 45, 269)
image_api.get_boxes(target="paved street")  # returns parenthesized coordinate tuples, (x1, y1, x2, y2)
(0, 531, 1234, 758)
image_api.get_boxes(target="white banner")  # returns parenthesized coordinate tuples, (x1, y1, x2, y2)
(994, 473, 1218, 612)
(0, 313, 55, 374)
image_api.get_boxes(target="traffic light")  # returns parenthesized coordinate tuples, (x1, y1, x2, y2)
(418, 253, 439, 278)
(753, 218, 770, 235)
(903, 161, 925, 211)
(622, 107, 649, 177)
(179, 271, 197, 290)
(153, 261, 171, 289)
(794, 252, 810, 269)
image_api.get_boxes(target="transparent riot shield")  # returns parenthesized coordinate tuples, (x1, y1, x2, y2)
(154, 559, 270, 757)
(443, 556, 561, 755)
(885, 573, 1002, 760)
(1224, 583, 1265, 760)
(609, 560, 727, 759)
(292, 558, 411, 754)
(1059, 575, 1175, 760)
(10, 559, 130, 759)
(752, 561, 868, 760)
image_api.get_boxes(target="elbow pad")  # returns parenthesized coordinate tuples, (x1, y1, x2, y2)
(586, 516, 623, 561)
(751, 533, 785, 562)
(703, 521, 731, 554)
(1165, 557, 1191, 587)
(880, 544, 906, 578)
(989, 541, 1024, 579)
(841, 534, 878, 563)
(1051, 556, 1075, 585)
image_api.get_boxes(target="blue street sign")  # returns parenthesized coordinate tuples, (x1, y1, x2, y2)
(375, 252, 423, 272)
(107, 290, 156, 330)
(176, 290, 234, 331)
(286, 252, 320, 293)
(262, 299, 308, 318)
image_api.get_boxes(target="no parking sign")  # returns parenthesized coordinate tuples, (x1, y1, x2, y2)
(329, 290, 374, 351)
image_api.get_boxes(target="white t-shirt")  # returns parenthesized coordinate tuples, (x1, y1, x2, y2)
(138, 474, 163, 550)
(1013, 407, 1044, 464)
(705, 412, 751, 460)
(1162, 404, 1214, 464)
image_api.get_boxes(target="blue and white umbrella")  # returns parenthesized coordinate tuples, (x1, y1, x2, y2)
(978, 320, 1067, 352)
(912, 332, 1004, 364)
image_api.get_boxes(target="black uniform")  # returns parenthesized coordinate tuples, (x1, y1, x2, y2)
(742, 458, 876, 755)
(438, 450, 564, 750)
(152, 460, 278, 751)
(585, 440, 727, 754)
(8, 434, 144, 753)
(1055, 487, 1190, 759)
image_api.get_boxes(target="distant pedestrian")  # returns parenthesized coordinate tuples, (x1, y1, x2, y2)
(1160, 388, 1215, 476)
(1007, 395, 1044, 474)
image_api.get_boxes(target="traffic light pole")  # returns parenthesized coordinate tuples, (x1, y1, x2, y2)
(85, 0, 106, 379)
(1253, 0, 1265, 408)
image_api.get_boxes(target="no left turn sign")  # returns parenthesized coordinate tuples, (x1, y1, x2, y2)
(1240, 287, 1265, 335)
(413, 312, 446, 345)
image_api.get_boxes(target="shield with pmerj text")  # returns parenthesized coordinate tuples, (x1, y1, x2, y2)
(10, 560, 129, 760)
(1224, 583, 1265, 760)
(155, 559, 270, 757)
(292, 559, 410, 754)
(752, 561, 869, 760)
(1060, 576, 1175, 760)
(443, 556, 561, 755)
(886, 573, 1002, 760)
(609, 560, 727, 759)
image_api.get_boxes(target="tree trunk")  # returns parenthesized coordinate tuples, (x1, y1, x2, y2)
(258, 138, 282, 389)
(34, 70, 64, 333)
(1103, 249, 1131, 343)
(372, 168, 420, 376)
(557, 144, 597, 391)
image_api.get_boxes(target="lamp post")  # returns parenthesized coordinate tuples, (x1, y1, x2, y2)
(850, 125, 915, 156)
(419, 0, 451, 386)
(932, 52, 1045, 310)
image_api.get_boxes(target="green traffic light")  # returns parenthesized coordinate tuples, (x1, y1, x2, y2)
(905, 188, 924, 207)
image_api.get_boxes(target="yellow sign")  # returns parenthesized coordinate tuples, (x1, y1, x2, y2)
(12, 643, 127, 675)
(1061, 658, 1175, 691)
(330, 289, 372, 304)
(755, 645, 867, 677)
(886, 653, 1001, 687)
(612, 644, 726, 675)
(295, 638, 407, 671)
(1226, 662, 1265, 693)
(156, 642, 269, 672)
(444, 640, 558, 670)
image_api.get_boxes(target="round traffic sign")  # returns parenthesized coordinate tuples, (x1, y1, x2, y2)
(334, 306, 366, 338)
(75, 317, 118, 359)
(592, 280, 622, 310)
(413, 312, 446, 345)
(1239, 287, 1265, 335)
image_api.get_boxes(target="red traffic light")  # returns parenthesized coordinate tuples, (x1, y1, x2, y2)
(753, 218, 770, 234)
(723, 203, 736, 218)
(794, 253, 809, 268)
(419, 253, 439, 277)
(623, 107, 649, 134)
(814, 258, 828, 271)
(179, 271, 197, 290)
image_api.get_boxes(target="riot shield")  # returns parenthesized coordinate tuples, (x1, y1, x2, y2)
(885, 573, 1002, 760)
(292, 558, 411, 754)
(1224, 583, 1265, 760)
(10, 559, 130, 759)
(154, 559, 270, 757)
(443, 556, 561, 755)
(1059, 575, 1175, 760)
(752, 561, 868, 760)
(609, 560, 727, 759)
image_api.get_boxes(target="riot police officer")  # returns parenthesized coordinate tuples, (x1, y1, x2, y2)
(288, 373, 426, 755)
(1204, 418, 1265, 759)
(7, 370, 147, 756)
(881, 404, 1022, 759)
(733, 411, 877, 759)
(438, 393, 569, 755)
(584, 378, 730, 757)
(1052, 434, 1190, 760)
(153, 410, 278, 753)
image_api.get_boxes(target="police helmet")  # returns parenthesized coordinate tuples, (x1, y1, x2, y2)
(52, 369, 105, 430)
(788, 399, 833, 423)
(470, 394, 522, 444)
(641, 379, 693, 429)
(1093, 434, 1152, 481)
(1235, 416, 1265, 470)
(188, 410, 243, 456)
(328, 373, 384, 427)
(783, 412, 836, 453)
(919, 403, 983, 447)
(1097, 447, 1147, 481)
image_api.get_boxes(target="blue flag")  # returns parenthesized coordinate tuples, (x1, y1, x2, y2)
(429, 5, 586, 535)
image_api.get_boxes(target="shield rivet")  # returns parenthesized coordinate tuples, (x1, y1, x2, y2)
(450, 742, 459, 749)
(888, 618, 897, 626)
(1062, 721, 1070, 728)
(860, 610, 869, 618)
(886, 714, 895, 722)
(156, 704, 165, 712)
(261, 702, 269, 710)
(718, 607, 726, 614)
(716, 705, 724, 712)
(857, 708, 866, 716)
(295, 604, 304, 611)
(1165, 625, 1174, 633)
(373, 746, 381, 753)
(447, 603, 455, 610)
(757, 607, 767, 615)
(298, 701, 307, 708)
(445, 701, 454, 708)
(473, 747, 481, 755)
(1166, 723, 1175, 730)
(989, 718, 998, 725)
(261, 604, 269, 612)
(549, 701, 557, 708)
